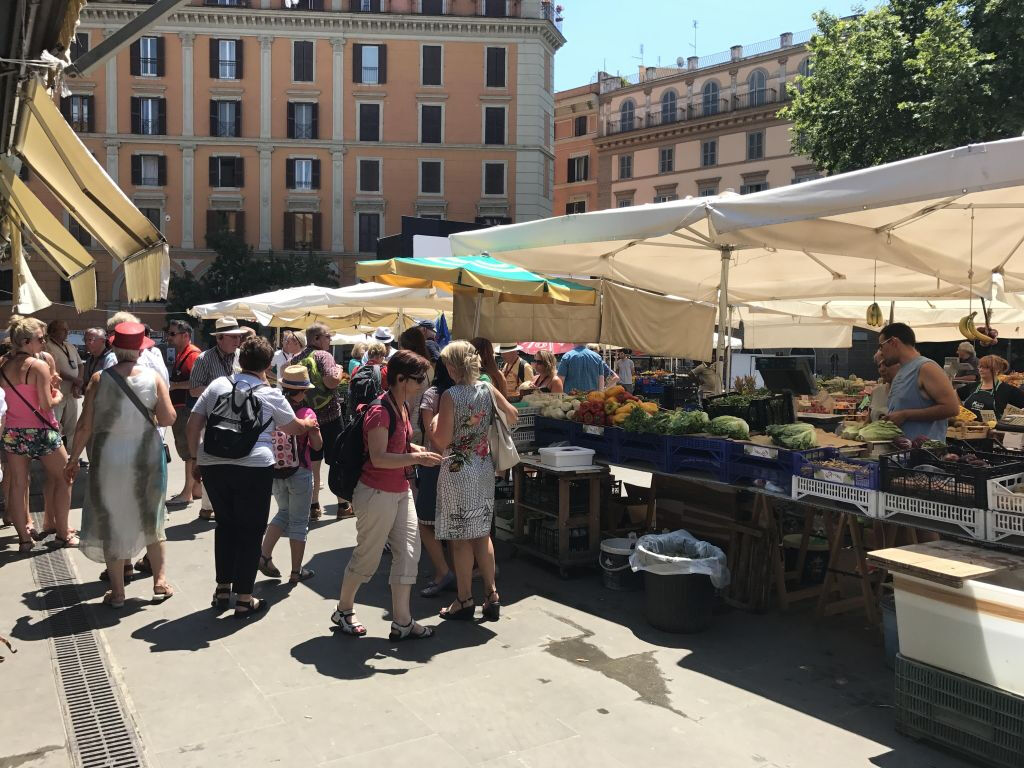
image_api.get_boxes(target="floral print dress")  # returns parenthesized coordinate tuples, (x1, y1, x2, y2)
(435, 381, 494, 541)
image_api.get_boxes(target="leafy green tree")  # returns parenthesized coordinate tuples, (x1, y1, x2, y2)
(782, 1, 1022, 174)
(166, 230, 338, 328)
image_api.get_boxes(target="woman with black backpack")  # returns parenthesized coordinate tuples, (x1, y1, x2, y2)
(187, 337, 318, 619)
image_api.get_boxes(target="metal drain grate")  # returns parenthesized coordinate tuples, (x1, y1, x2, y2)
(32, 544, 147, 768)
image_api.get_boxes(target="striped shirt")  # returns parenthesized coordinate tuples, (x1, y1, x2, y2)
(189, 347, 236, 392)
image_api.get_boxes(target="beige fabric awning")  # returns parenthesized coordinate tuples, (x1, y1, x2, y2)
(1, 162, 97, 311)
(13, 76, 169, 302)
(600, 281, 717, 359)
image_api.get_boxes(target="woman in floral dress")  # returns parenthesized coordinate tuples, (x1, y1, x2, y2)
(434, 341, 518, 621)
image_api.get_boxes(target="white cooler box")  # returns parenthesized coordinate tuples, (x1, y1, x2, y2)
(538, 446, 596, 469)
(894, 570, 1024, 697)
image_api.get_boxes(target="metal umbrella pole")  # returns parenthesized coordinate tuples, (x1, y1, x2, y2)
(715, 248, 732, 386)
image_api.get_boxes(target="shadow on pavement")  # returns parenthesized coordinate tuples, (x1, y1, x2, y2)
(163, 517, 214, 542)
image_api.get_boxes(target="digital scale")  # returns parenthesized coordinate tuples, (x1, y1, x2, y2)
(996, 414, 1024, 433)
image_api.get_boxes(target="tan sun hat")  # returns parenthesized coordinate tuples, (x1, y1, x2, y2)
(214, 316, 248, 336)
(280, 364, 315, 390)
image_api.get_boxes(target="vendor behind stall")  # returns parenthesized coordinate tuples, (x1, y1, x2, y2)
(879, 323, 960, 441)
(868, 351, 900, 422)
(962, 355, 1024, 420)
(956, 341, 980, 384)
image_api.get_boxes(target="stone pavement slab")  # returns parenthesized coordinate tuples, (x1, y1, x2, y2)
(1, 458, 975, 768)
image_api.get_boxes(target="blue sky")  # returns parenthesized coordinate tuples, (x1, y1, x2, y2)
(553, 1, 872, 91)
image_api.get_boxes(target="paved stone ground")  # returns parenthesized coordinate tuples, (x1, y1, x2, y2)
(0, 461, 971, 768)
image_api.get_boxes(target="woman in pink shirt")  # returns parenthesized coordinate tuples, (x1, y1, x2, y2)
(331, 350, 442, 641)
(0, 316, 74, 551)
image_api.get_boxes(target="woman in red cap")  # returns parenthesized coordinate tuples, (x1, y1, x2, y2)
(66, 322, 177, 608)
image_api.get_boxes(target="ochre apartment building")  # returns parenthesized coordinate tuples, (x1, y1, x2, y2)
(555, 31, 817, 215)
(11, 0, 563, 329)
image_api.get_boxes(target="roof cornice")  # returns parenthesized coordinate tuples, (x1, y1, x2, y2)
(78, 5, 566, 49)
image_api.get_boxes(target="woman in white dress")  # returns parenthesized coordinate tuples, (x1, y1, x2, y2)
(66, 323, 177, 608)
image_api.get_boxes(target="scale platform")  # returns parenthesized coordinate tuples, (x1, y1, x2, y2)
(996, 414, 1024, 433)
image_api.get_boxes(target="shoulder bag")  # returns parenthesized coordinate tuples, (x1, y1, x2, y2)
(106, 369, 171, 463)
(486, 383, 520, 472)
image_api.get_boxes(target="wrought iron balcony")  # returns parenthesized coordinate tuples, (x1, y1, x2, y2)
(605, 88, 783, 136)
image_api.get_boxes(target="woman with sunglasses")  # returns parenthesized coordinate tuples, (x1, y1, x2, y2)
(331, 350, 442, 640)
(0, 316, 74, 552)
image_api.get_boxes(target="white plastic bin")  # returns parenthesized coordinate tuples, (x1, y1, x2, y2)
(893, 570, 1024, 697)
(538, 446, 596, 468)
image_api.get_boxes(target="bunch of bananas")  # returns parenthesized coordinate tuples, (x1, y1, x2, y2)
(958, 311, 998, 346)
(865, 302, 884, 328)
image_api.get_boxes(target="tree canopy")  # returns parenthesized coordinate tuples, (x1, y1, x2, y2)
(781, 0, 1024, 174)
(165, 230, 338, 324)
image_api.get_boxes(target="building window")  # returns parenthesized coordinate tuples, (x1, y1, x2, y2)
(698, 184, 718, 197)
(131, 154, 166, 187)
(62, 95, 95, 133)
(740, 181, 767, 195)
(210, 39, 241, 80)
(207, 210, 245, 240)
(287, 102, 318, 139)
(284, 212, 321, 250)
(659, 147, 674, 174)
(138, 207, 162, 230)
(353, 43, 386, 84)
(293, 41, 314, 82)
(68, 219, 92, 247)
(59, 280, 74, 302)
(210, 100, 241, 137)
(565, 201, 585, 215)
(747, 130, 765, 160)
(420, 160, 442, 195)
(702, 81, 720, 116)
(133, 36, 163, 77)
(358, 158, 381, 193)
(357, 212, 381, 253)
(421, 0, 444, 12)
(660, 90, 678, 123)
(616, 198, 633, 208)
(69, 32, 88, 60)
(358, 102, 380, 142)
(574, 115, 587, 136)
(290, 0, 325, 9)
(619, 99, 635, 131)
(701, 139, 717, 167)
(209, 156, 244, 188)
(422, 45, 442, 86)
(792, 172, 820, 184)
(484, 106, 505, 145)
(747, 70, 767, 106)
(351, 0, 381, 9)
(484, 162, 505, 196)
(421, 105, 442, 144)
(618, 154, 632, 180)
(485, 46, 506, 88)
(286, 158, 320, 190)
(131, 97, 166, 135)
(484, 0, 506, 16)
(567, 155, 589, 183)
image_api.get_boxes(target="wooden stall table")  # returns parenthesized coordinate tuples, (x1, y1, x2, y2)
(513, 456, 608, 577)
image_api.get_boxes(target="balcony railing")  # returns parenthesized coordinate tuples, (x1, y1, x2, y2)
(138, 119, 161, 135)
(215, 120, 238, 137)
(205, 0, 249, 6)
(139, 175, 160, 187)
(360, 66, 379, 84)
(139, 57, 159, 76)
(606, 88, 782, 136)
(293, 123, 314, 139)
(218, 61, 238, 79)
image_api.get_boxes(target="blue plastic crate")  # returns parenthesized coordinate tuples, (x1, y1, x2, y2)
(729, 443, 835, 475)
(534, 416, 575, 446)
(618, 432, 670, 471)
(664, 435, 731, 479)
(569, 423, 621, 462)
(793, 452, 879, 490)
(726, 457, 794, 492)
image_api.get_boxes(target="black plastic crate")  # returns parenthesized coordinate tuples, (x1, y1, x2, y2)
(533, 520, 590, 555)
(703, 392, 795, 433)
(895, 655, 1024, 768)
(880, 448, 1024, 509)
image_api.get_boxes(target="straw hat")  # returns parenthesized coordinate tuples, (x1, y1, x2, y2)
(214, 316, 248, 336)
(280, 364, 315, 390)
(495, 343, 524, 355)
(373, 327, 395, 344)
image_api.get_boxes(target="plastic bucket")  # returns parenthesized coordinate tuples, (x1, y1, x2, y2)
(783, 533, 830, 585)
(880, 593, 899, 670)
(643, 571, 714, 633)
(600, 538, 643, 591)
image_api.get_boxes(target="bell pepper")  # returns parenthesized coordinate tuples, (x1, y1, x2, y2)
(605, 385, 625, 398)
(605, 398, 619, 415)
(640, 401, 660, 415)
(612, 411, 630, 425)
(587, 391, 605, 403)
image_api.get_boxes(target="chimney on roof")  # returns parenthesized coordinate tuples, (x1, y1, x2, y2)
(730, 45, 743, 61)
(780, 32, 793, 47)
(687, 56, 698, 70)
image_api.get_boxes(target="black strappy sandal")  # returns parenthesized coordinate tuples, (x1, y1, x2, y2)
(234, 597, 267, 620)
(439, 597, 475, 621)
(211, 585, 232, 611)
(482, 590, 501, 621)
(18, 537, 34, 553)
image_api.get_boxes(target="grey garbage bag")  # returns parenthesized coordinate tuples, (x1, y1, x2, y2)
(629, 529, 730, 589)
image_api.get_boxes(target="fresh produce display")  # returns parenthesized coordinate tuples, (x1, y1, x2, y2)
(806, 458, 864, 474)
(621, 407, 669, 433)
(818, 375, 870, 396)
(708, 415, 750, 440)
(958, 311, 998, 346)
(845, 420, 905, 442)
(766, 423, 818, 450)
(665, 409, 710, 435)
(865, 302, 884, 328)
(567, 385, 655, 426)
(954, 405, 977, 423)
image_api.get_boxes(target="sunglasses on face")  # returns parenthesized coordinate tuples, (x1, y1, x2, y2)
(404, 375, 426, 384)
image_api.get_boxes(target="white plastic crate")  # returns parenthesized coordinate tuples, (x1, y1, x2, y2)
(986, 474, 1024, 546)
(879, 492, 986, 540)
(512, 428, 535, 449)
(512, 406, 540, 429)
(792, 475, 878, 517)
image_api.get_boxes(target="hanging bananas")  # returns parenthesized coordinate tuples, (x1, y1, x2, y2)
(959, 312, 978, 340)
(866, 302, 884, 328)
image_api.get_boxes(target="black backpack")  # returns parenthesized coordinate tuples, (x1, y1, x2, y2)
(328, 396, 400, 502)
(203, 379, 273, 460)
(346, 364, 384, 419)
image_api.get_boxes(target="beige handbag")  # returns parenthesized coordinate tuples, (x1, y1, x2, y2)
(487, 385, 520, 472)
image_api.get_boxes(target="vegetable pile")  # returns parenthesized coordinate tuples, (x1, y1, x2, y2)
(708, 415, 750, 440)
(766, 423, 818, 450)
(843, 421, 904, 442)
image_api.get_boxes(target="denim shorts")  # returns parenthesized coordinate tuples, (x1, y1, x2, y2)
(270, 467, 314, 541)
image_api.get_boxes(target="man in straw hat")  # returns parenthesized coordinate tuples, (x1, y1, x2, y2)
(188, 316, 248, 520)
(496, 343, 533, 398)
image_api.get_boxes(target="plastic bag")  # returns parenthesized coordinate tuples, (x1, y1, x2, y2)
(629, 529, 731, 589)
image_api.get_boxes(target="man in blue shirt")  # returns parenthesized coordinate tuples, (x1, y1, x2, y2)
(558, 344, 611, 393)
